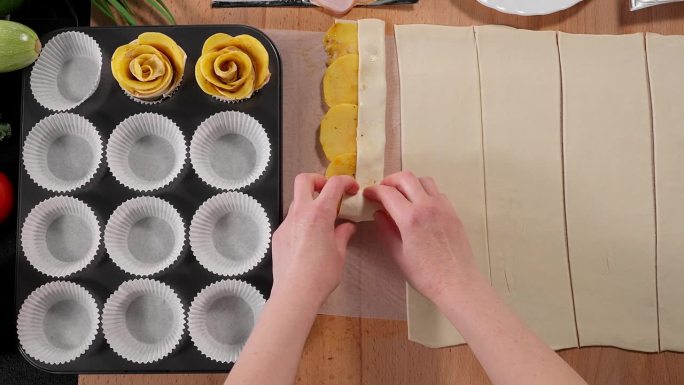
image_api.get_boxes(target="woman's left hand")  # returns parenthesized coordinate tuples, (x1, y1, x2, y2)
(271, 173, 359, 308)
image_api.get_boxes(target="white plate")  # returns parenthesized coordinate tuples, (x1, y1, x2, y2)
(476, 0, 583, 15)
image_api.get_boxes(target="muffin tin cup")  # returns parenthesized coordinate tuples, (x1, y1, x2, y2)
(190, 111, 271, 191)
(104, 196, 186, 277)
(107, 113, 187, 192)
(190, 192, 271, 277)
(17, 281, 100, 365)
(23, 113, 103, 193)
(102, 279, 186, 364)
(30, 31, 102, 111)
(21, 196, 100, 278)
(188, 279, 266, 363)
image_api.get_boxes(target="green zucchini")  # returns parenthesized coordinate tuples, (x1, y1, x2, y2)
(0, 20, 40, 73)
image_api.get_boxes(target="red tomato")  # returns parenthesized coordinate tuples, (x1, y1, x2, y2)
(0, 172, 14, 223)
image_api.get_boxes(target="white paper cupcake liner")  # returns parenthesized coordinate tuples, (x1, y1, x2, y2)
(23, 113, 103, 193)
(17, 281, 100, 365)
(188, 279, 265, 363)
(190, 111, 271, 191)
(104, 197, 185, 277)
(102, 279, 185, 363)
(21, 196, 100, 278)
(190, 192, 271, 276)
(107, 113, 187, 192)
(122, 78, 184, 105)
(209, 91, 255, 104)
(30, 31, 102, 111)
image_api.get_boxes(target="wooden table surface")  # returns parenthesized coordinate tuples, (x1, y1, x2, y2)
(83, 1, 684, 384)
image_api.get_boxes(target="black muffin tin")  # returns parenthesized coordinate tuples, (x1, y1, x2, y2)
(15, 25, 281, 373)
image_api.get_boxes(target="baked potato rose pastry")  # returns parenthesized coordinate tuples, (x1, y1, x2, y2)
(111, 32, 186, 102)
(195, 33, 271, 102)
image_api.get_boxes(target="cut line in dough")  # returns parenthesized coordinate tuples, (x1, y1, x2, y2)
(559, 32, 659, 352)
(396, 24, 491, 348)
(475, 25, 578, 350)
(645, 32, 684, 352)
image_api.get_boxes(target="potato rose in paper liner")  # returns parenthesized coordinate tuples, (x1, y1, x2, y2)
(195, 33, 271, 102)
(111, 32, 186, 102)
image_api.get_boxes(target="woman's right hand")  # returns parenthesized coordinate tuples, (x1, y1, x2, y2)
(368, 171, 590, 385)
(364, 171, 484, 304)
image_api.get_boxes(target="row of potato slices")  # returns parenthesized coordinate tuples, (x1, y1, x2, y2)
(321, 22, 359, 178)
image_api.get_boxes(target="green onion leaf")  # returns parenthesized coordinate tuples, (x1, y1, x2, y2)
(108, 0, 137, 26)
(145, 0, 176, 25)
(156, 0, 177, 24)
(91, 0, 115, 22)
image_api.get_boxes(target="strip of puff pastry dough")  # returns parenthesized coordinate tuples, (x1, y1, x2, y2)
(559, 32, 658, 351)
(338, 19, 387, 222)
(646, 33, 684, 352)
(396, 24, 490, 348)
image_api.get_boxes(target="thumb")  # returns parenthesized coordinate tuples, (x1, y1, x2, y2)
(374, 210, 403, 257)
(334, 222, 356, 257)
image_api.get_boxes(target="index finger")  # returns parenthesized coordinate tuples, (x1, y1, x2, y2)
(316, 175, 359, 209)
(380, 171, 428, 202)
(364, 185, 412, 224)
(293, 173, 327, 202)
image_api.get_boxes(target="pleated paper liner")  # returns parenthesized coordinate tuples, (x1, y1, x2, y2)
(107, 113, 187, 192)
(104, 196, 186, 277)
(121, 78, 184, 105)
(190, 111, 271, 191)
(102, 279, 185, 364)
(17, 281, 100, 365)
(188, 279, 265, 363)
(190, 192, 271, 276)
(30, 31, 102, 111)
(209, 89, 257, 104)
(21, 196, 100, 278)
(23, 113, 103, 193)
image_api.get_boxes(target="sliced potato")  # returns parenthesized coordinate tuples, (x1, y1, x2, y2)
(324, 22, 358, 65)
(137, 32, 187, 78)
(320, 104, 358, 161)
(231, 34, 271, 89)
(111, 33, 185, 100)
(323, 54, 358, 107)
(197, 33, 271, 98)
(325, 152, 357, 178)
(202, 32, 233, 54)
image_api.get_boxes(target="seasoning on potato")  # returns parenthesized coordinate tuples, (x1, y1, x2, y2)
(323, 53, 359, 107)
(325, 152, 357, 177)
(324, 22, 358, 65)
(320, 103, 358, 161)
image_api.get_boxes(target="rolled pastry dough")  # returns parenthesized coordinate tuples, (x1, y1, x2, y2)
(559, 32, 659, 351)
(396, 24, 490, 348)
(475, 25, 578, 350)
(645, 33, 684, 352)
(338, 19, 386, 222)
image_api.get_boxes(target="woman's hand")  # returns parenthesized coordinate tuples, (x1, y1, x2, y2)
(271, 173, 359, 309)
(226, 173, 357, 385)
(367, 171, 588, 385)
(365, 171, 484, 304)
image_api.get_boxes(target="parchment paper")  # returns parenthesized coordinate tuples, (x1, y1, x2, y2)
(266, 30, 406, 320)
